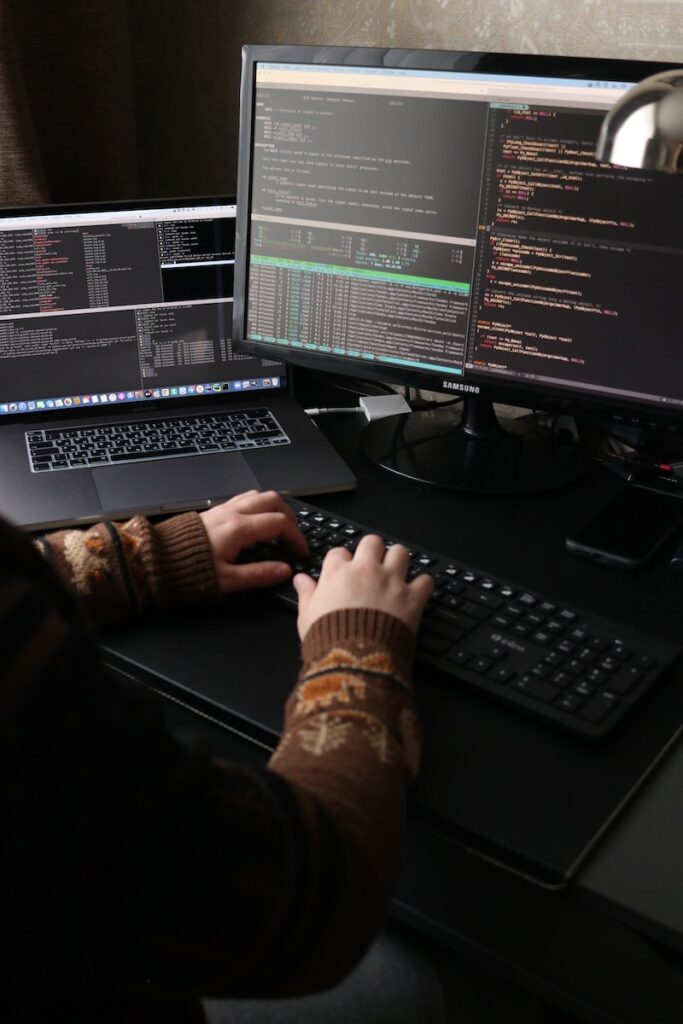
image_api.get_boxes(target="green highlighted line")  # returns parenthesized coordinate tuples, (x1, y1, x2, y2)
(251, 254, 470, 293)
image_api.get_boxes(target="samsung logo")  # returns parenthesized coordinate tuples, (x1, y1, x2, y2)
(442, 381, 480, 394)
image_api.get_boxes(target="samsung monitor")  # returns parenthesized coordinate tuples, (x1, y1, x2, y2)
(233, 45, 683, 493)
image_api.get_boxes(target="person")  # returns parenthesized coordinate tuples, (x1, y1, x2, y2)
(0, 489, 435, 1022)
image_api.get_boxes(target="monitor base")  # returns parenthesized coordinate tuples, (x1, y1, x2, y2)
(359, 399, 586, 495)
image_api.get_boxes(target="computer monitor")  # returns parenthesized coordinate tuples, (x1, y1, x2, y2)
(232, 45, 683, 493)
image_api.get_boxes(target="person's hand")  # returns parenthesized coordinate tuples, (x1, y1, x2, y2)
(199, 490, 308, 593)
(293, 534, 433, 641)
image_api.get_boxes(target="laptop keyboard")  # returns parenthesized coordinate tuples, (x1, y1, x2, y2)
(247, 498, 681, 741)
(25, 408, 290, 472)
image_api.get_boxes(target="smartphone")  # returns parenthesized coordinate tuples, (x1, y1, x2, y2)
(565, 485, 683, 569)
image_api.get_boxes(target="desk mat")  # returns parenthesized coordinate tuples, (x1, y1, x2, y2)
(102, 590, 683, 890)
(412, 660, 683, 888)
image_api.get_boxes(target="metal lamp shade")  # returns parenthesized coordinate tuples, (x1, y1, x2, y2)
(596, 70, 683, 173)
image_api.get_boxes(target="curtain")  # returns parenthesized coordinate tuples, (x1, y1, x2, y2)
(1, 0, 138, 206)
(0, 0, 46, 203)
(0, 0, 244, 208)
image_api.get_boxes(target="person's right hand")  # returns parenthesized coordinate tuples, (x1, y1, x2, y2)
(293, 534, 433, 641)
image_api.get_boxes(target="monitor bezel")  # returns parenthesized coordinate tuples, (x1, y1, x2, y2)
(233, 44, 683, 427)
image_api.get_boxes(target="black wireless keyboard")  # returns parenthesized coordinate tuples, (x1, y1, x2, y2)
(254, 498, 681, 741)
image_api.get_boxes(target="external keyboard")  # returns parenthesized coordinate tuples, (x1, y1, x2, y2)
(26, 408, 290, 472)
(255, 498, 681, 740)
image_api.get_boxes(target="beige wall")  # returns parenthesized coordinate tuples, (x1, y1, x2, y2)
(230, 0, 683, 60)
(131, 0, 683, 199)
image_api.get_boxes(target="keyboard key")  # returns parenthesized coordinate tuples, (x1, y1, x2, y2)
(504, 604, 523, 619)
(557, 693, 584, 713)
(482, 644, 508, 661)
(489, 665, 515, 683)
(579, 692, 619, 724)
(542, 651, 564, 667)
(514, 676, 561, 703)
(468, 590, 503, 610)
(419, 633, 452, 656)
(415, 555, 436, 568)
(510, 622, 532, 638)
(447, 649, 471, 666)
(111, 448, 195, 461)
(609, 666, 644, 694)
(460, 602, 490, 622)
(551, 671, 574, 689)
(431, 606, 468, 630)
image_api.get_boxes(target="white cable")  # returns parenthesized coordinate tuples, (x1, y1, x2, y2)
(304, 406, 362, 416)
(305, 395, 411, 421)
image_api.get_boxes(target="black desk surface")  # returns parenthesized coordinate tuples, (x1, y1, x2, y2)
(102, 412, 683, 1022)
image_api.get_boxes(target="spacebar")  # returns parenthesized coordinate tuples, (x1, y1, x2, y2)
(109, 447, 196, 461)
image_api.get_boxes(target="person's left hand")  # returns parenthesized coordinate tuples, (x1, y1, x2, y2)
(199, 490, 308, 593)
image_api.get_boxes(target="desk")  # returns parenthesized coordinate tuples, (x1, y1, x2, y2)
(103, 411, 683, 1023)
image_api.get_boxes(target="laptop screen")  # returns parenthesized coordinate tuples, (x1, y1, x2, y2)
(0, 197, 287, 418)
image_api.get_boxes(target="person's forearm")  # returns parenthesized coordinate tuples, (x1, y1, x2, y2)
(261, 608, 421, 993)
(34, 512, 219, 626)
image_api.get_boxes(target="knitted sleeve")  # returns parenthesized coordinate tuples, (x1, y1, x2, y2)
(34, 512, 220, 624)
(257, 608, 421, 993)
(1, 515, 421, 1011)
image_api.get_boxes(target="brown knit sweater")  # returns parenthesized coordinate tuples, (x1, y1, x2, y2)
(1, 511, 421, 1021)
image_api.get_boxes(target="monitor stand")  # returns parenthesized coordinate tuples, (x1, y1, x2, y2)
(359, 395, 586, 495)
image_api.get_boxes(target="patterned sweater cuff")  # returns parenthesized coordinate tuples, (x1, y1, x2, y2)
(301, 608, 416, 681)
(150, 512, 220, 608)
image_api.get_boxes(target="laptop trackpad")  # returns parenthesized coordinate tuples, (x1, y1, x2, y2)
(92, 453, 259, 517)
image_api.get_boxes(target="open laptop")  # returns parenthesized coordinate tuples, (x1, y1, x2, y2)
(0, 196, 355, 530)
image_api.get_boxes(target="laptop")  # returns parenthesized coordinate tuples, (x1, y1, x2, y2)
(0, 196, 355, 531)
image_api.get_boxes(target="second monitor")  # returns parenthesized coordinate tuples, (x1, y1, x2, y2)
(233, 45, 683, 493)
